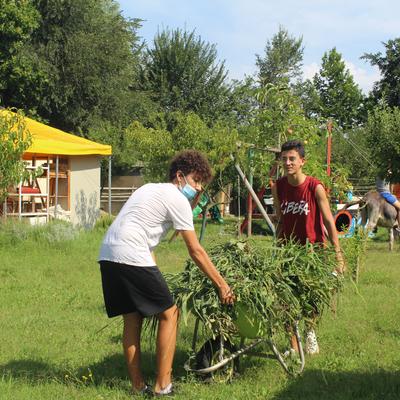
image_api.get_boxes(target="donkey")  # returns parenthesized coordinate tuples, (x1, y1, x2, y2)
(344, 191, 399, 251)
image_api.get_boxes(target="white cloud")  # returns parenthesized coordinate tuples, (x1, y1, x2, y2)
(344, 61, 380, 94)
(302, 63, 320, 81)
(302, 61, 381, 94)
(122, 0, 391, 94)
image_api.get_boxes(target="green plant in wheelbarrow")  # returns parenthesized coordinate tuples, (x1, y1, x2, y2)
(166, 239, 342, 380)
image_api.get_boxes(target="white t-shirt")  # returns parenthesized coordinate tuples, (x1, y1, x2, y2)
(99, 183, 194, 266)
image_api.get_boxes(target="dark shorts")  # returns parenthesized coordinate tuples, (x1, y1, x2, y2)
(99, 260, 175, 318)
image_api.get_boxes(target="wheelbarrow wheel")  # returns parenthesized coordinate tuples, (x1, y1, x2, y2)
(195, 336, 238, 383)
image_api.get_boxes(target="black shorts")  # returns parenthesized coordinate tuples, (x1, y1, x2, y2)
(99, 260, 175, 318)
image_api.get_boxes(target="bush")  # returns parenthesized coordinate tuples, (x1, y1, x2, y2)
(93, 214, 115, 231)
(0, 219, 79, 247)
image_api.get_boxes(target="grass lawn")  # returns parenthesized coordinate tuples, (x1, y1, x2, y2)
(0, 219, 400, 399)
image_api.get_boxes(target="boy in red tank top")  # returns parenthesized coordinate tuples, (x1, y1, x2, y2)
(271, 140, 344, 355)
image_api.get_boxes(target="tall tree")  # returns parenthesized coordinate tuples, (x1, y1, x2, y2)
(1, 0, 144, 134)
(32, 0, 144, 133)
(311, 48, 364, 129)
(255, 26, 304, 87)
(249, 84, 332, 184)
(362, 38, 400, 107)
(125, 111, 238, 185)
(365, 106, 400, 182)
(141, 28, 229, 122)
(331, 126, 375, 185)
(0, 0, 44, 109)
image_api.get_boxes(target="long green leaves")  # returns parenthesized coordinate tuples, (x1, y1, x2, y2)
(167, 239, 342, 341)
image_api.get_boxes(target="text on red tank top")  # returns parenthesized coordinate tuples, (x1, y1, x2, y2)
(276, 176, 324, 244)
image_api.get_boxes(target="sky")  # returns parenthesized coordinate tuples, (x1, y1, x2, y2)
(117, 0, 400, 94)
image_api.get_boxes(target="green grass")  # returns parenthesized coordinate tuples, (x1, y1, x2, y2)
(1, 220, 400, 399)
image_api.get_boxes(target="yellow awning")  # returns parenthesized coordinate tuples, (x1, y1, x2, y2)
(1, 110, 112, 156)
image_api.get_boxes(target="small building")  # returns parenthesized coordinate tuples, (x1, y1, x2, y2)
(2, 111, 112, 227)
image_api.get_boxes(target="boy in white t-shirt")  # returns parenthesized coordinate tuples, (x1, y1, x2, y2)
(99, 150, 234, 396)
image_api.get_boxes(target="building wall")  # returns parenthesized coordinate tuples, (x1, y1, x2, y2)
(69, 156, 101, 227)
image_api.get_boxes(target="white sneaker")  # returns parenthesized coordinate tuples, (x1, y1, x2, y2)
(155, 383, 173, 396)
(305, 329, 320, 355)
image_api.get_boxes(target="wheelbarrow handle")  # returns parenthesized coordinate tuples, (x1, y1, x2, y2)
(269, 322, 305, 375)
(185, 338, 264, 375)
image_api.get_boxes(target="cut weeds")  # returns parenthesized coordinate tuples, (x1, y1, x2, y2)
(168, 239, 342, 342)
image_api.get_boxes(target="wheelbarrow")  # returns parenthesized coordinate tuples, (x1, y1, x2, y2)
(183, 303, 306, 382)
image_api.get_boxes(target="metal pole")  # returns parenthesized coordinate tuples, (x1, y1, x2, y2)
(326, 120, 332, 177)
(18, 180, 22, 220)
(108, 156, 112, 215)
(326, 120, 333, 197)
(46, 156, 50, 222)
(231, 155, 275, 235)
(199, 206, 208, 243)
(247, 148, 254, 237)
(55, 156, 59, 219)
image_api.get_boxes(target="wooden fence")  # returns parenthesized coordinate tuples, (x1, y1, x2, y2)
(100, 186, 137, 214)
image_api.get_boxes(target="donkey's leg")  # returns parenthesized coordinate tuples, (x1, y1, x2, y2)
(389, 228, 394, 251)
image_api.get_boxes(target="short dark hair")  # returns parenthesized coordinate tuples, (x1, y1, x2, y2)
(281, 139, 305, 158)
(168, 150, 213, 183)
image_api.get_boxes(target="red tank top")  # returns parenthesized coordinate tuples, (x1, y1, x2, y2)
(276, 176, 325, 244)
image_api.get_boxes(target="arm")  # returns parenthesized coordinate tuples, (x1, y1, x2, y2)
(315, 184, 345, 273)
(180, 230, 234, 305)
(271, 183, 283, 238)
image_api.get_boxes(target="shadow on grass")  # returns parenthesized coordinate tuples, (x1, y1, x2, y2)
(0, 347, 190, 389)
(249, 220, 273, 236)
(3, 360, 400, 399)
(272, 369, 400, 400)
(0, 360, 54, 381)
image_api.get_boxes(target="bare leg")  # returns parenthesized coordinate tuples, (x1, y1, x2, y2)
(394, 200, 400, 226)
(290, 333, 300, 352)
(122, 312, 145, 392)
(154, 305, 179, 393)
(285, 323, 299, 352)
(389, 228, 394, 251)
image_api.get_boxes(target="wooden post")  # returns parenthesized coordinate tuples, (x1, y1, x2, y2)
(232, 155, 276, 235)
(247, 194, 252, 236)
(219, 190, 226, 216)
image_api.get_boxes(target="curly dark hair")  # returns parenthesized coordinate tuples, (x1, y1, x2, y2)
(281, 139, 305, 158)
(168, 150, 213, 183)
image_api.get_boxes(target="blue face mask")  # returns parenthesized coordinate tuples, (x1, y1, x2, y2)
(180, 175, 198, 201)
